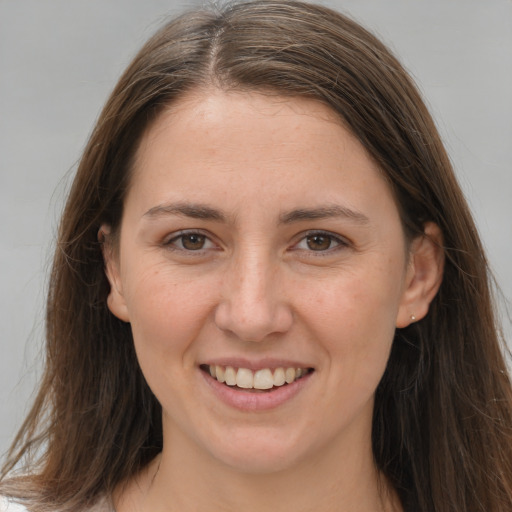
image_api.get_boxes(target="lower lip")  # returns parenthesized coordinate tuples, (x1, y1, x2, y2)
(200, 369, 313, 411)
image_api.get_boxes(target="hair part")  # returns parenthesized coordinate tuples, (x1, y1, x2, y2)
(2, 2, 511, 511)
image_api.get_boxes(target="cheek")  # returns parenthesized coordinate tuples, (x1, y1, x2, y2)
(122, 264, 218, 367)
(304, 269, 401, 384)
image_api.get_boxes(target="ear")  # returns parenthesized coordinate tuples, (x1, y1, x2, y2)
(396, 222, 445, 328)
(99, 225, 130, 323)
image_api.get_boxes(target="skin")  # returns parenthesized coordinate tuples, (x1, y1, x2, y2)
(104, 89, 444, 512)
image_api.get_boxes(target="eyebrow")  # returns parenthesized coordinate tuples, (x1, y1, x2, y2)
(142, 202, 369, 225)
(279, 205, 370, 225)
(143, 202, 226, 221)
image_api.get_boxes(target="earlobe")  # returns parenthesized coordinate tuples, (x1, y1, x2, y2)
(99, 225, 130, 323)
(396, 222, 444, 328)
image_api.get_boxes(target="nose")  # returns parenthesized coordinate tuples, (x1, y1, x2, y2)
(214, 250, 293, 342)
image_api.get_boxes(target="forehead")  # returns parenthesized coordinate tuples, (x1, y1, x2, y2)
(135, 89, 347, 162)
(127, 89, 398, 223)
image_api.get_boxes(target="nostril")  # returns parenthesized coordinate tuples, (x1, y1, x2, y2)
(214, 299, 294, 343)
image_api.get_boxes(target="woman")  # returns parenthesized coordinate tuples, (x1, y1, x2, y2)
(1, 1, 511, 511)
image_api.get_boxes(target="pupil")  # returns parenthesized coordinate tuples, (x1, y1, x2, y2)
(183, 234, 205, 250)
(307, 235, 331, 251)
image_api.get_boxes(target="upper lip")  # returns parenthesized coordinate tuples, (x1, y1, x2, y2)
(201, 357, 314, 371)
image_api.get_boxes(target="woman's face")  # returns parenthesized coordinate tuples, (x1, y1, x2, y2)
(106, 90, 421, 473)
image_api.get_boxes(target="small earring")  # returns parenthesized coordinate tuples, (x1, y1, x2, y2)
(410, 314, 416, 322)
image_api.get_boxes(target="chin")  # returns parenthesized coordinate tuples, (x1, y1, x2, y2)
(216, 450, 302, 475)
(205, 428, 308, 475)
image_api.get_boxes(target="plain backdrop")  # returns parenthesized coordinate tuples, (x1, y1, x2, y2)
(1, 0, 511, 457)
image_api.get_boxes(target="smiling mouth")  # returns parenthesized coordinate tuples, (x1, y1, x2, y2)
(200, 364, 314, 392)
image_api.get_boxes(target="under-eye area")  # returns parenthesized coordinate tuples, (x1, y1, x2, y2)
(200, 364, 315, 392)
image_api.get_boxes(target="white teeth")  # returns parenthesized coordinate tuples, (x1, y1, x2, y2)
(285, 367, 296, 384)
(216, 365, 225, 383)
(224, 366, 237, 386)
(253, 369, 274, 390)
(273, 367, 286, 387)
(207, 365, 309, 389)
(236, 368, 254, 389)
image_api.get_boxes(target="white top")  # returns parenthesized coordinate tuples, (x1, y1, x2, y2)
(0, 497, 112, 512)
(0, 499, 26, 512)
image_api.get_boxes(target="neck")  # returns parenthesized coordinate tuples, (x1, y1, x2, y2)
(115, 423, 401, 512)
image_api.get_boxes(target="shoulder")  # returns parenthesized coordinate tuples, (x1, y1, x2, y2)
(0, 497, 29, 512)
(0, 496, 112, 512)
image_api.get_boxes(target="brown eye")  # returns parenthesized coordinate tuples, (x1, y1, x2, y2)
(181, 233, 206, 250)
(293, 231, 346, 254)
(306, 234, 334, 251)
(165, 231, 217, 253)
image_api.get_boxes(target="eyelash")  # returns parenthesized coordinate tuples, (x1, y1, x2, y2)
(163, 230, 217, 253)
(163, 229, 349, 255)
(292, 230, 349, 255)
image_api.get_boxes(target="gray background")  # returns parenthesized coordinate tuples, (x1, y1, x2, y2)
(1, 0, 511, 457)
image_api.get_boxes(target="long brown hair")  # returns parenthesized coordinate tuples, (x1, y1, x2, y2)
(2, 2, 511, 511)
